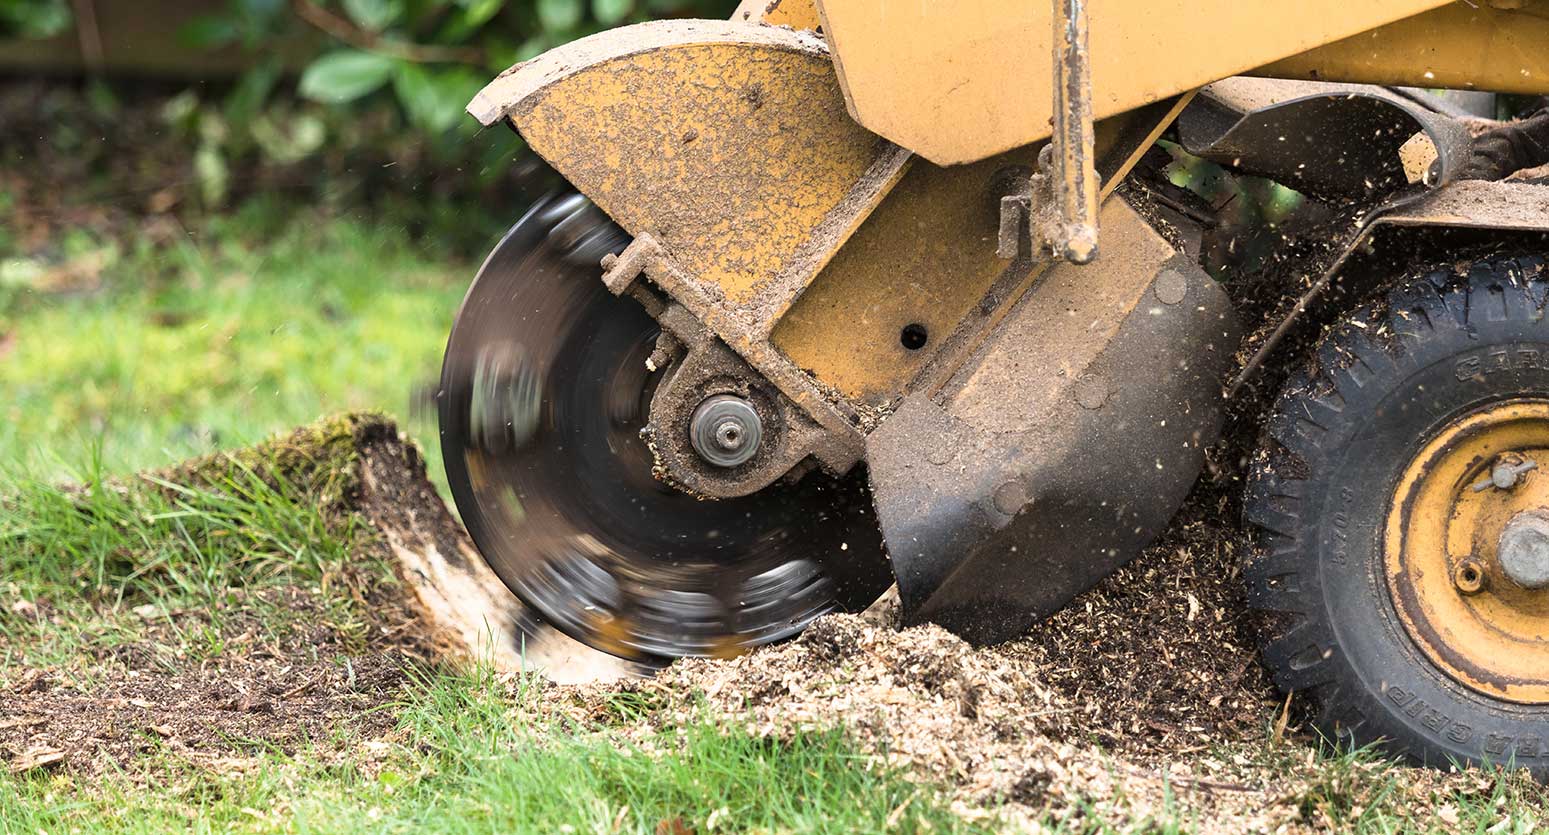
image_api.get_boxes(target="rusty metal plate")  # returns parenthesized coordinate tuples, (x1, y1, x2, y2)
(470, 20, 902, 307)
(771, 149, 1037, 405)
(814, 0, 1453, 165)
(1379, 181, 1549, 232)
(771, 100, 1188, 407)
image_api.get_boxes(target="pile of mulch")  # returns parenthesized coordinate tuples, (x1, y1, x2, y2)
(547, 467, 1535, 829)
(560, 471, 1309, 830)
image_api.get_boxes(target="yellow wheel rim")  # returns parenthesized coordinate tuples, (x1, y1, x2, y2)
(1386, 400, 1549, 704)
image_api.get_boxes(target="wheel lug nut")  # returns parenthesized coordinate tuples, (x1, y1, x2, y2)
(1453, 558, 1487, 595)
(714, 420, 744, 450)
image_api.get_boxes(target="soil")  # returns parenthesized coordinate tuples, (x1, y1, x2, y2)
(0, 418, 434, 776)
(1, 603, 410, 775)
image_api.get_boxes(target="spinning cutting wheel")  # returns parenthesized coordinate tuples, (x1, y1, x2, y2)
(438, 195, 892, 661)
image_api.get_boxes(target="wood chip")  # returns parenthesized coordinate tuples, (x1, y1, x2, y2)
(9, 746, 65, 774)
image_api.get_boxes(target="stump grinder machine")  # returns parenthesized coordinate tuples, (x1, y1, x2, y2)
(440, 0, 1549, 773)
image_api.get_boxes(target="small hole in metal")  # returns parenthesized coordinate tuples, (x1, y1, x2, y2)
(900, 323, 928, 351)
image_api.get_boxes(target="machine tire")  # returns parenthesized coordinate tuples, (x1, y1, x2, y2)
(1245, 254, 1549, 776)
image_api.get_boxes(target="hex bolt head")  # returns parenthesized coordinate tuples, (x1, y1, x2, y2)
(689, 395, 762, 468)
(1453, 558, 1487, 595)
(1497, 510, 1549, 590)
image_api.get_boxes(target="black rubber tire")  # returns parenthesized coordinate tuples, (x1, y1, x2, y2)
(1245, 254, 1549, 776)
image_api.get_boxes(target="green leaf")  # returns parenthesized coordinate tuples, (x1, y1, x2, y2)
(251, 114, 326, 164)
(176, 16, 239, 49)
(0, 0, 72, 39)
(341, 0, 404, 32)
(298, 51, 396, 104)
(536, 0, 583, 32)
(438, 0, 503, 44)
(224, 61, 281, 127)
(393, 63, 482, 134)
(592, 0, 631, 25)
(455, 0, 504, 28)
(160, 90, 201, 133)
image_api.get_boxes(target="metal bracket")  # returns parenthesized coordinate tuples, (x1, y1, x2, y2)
(996, 0, 1100, 264)
(599, 233, 869, 492)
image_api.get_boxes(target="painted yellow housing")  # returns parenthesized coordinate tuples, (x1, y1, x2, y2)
(817, 0, 1518, 166)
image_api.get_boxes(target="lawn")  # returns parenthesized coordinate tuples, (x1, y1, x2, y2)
(0, 195, 467, 485)
(0, 411, 986, 834)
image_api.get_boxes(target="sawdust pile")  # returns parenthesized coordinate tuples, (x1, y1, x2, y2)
(560, 471, 1537, 831)
(581, 485, 1309, 830)
(617, 611, 1300, 831)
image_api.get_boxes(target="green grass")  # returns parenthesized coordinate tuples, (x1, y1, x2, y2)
(1043, 739, 1549, 835)
(0, 403, 992, 833)
(0, 665, 990, 834)
(1279, 744, 1547, 834)
(0, 415, 379, 670)
(0, 406, 990, 833)
(0, 196, 470, 485)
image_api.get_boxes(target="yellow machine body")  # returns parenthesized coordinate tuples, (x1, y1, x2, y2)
(460, 0, 1549, 646)
(470, 0, 1549, 418)
(736, 1, 1549, 166)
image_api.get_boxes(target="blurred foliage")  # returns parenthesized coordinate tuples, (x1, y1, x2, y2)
(177, 0, 737, 201)
(0, 0, 736, 206)
(0, 0, 72, 40)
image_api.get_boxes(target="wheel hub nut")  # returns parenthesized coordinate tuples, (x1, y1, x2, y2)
(1453, 558, 1486, 595)
(690, 395, 762, 468)
(1498, 510, 1549, 590)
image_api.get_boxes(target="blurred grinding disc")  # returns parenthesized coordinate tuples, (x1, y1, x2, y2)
(438, 194, 892, 661)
